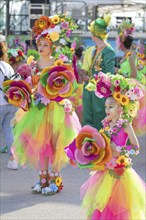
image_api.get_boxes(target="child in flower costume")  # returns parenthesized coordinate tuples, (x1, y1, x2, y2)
(65, 72, 146, 219)
(3, 15, 81, 196)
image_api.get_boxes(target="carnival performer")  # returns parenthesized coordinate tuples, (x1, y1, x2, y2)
(115, 19, 137, 78)
(3, 15, 81, 196)
(0, 36, 19, 169)
(81, 13, 116, 130)
(65, 72, 146, 219)
(116, 19, 146, 136)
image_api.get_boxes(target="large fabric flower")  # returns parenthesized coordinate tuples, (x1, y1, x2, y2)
(96, 81, 111, 98)
(65, 125, 112, 170)
(16, 64, 32, 79)
(3, 80, 32, 111)
(38, 64, 78, 102)
(33, 16, 54, 36)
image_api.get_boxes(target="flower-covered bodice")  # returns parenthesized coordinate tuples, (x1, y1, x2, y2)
(111, 127, 128, 146)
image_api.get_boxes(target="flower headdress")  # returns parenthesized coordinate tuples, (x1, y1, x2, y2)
(88, 12, 111, 40)
(117, 19, 135, 49)
(32, 14, 78, 61)
(86, 72, 144, 122)
(8, 49, 25, 65)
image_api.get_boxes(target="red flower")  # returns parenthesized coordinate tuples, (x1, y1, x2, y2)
(58, 183, 63, 192)
(18, 50, 23, 56)
(114, 166, 125, 176)
(114, 86, 121, 92)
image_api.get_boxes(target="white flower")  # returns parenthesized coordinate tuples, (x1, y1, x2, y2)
(47, 25, 61, 34)
(130, 94, 137, 101)
(59, 38, 66, 45)
(11, 51, 18, 57)
(32, 184, 41, 192)
(41, 97, 50, 105)
(116, 146, 122, 152)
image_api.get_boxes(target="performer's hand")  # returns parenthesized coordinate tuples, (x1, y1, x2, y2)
(111, 142, 120, 157)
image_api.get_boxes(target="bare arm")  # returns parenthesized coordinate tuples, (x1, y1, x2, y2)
(129, 55, 137, 78)
(124, 123, 139, 148)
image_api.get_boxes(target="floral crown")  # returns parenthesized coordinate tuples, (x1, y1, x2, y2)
(32, 15, 77, 47)
(117, 19, 135, 49)
(32, 15, 78, 63)
(88, 13, 111, 40)
(8, 49, 25, 65)
(86, 72, 144, 122)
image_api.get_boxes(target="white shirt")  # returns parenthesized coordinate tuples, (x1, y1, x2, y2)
(0, 61, 14, 105)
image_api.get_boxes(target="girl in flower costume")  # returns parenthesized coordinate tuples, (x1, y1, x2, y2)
(3, 15, 81, 196)
(65, 72, 146, 219)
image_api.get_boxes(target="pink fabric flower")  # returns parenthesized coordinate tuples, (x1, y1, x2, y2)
(106, 158, 117, 170)
(96, 81, 111, 98)
(58, 54, 69, 62)
(61, 22, 69, 30)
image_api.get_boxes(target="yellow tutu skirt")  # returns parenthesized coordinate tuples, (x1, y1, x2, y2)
(80, 168, 146, 220)
(12, 101, 81, 170)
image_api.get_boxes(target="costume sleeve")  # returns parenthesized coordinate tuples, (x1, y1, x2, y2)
(102, 47, 116, 74)
(82, 46, 95, 72)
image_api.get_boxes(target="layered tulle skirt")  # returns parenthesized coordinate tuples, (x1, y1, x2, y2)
(80, 168, 146, 220)
(12, 101, 81, 170)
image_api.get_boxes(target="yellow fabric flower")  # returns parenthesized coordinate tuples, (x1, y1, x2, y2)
(104, 126, 110, 131)
(117, 156, 129, 166)
(54, 59, 64, 66)
(70, 48, 75, 53)
(49, 32, 59, 42)
(120, 94, 129, 106)
(51, 15, 60, 24)
(55, 177, 62, 187)
(140, 54, 145, 59)
(60, 18, 65, 22)
(138, 60, 144, 65)
(113, 92, 121, 102)
(27, 56, 34, 65)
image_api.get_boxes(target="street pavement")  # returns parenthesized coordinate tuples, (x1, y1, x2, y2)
(0, 135, 146, 220)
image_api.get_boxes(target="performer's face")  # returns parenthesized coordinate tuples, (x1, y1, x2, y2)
(37, 38, 51, 56)
(105, 97, 122, 121)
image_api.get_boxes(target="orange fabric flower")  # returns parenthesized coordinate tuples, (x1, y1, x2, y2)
(33, 16, 54, 36)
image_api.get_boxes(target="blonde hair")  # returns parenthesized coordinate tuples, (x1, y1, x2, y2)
(0, 42, 8, 62)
